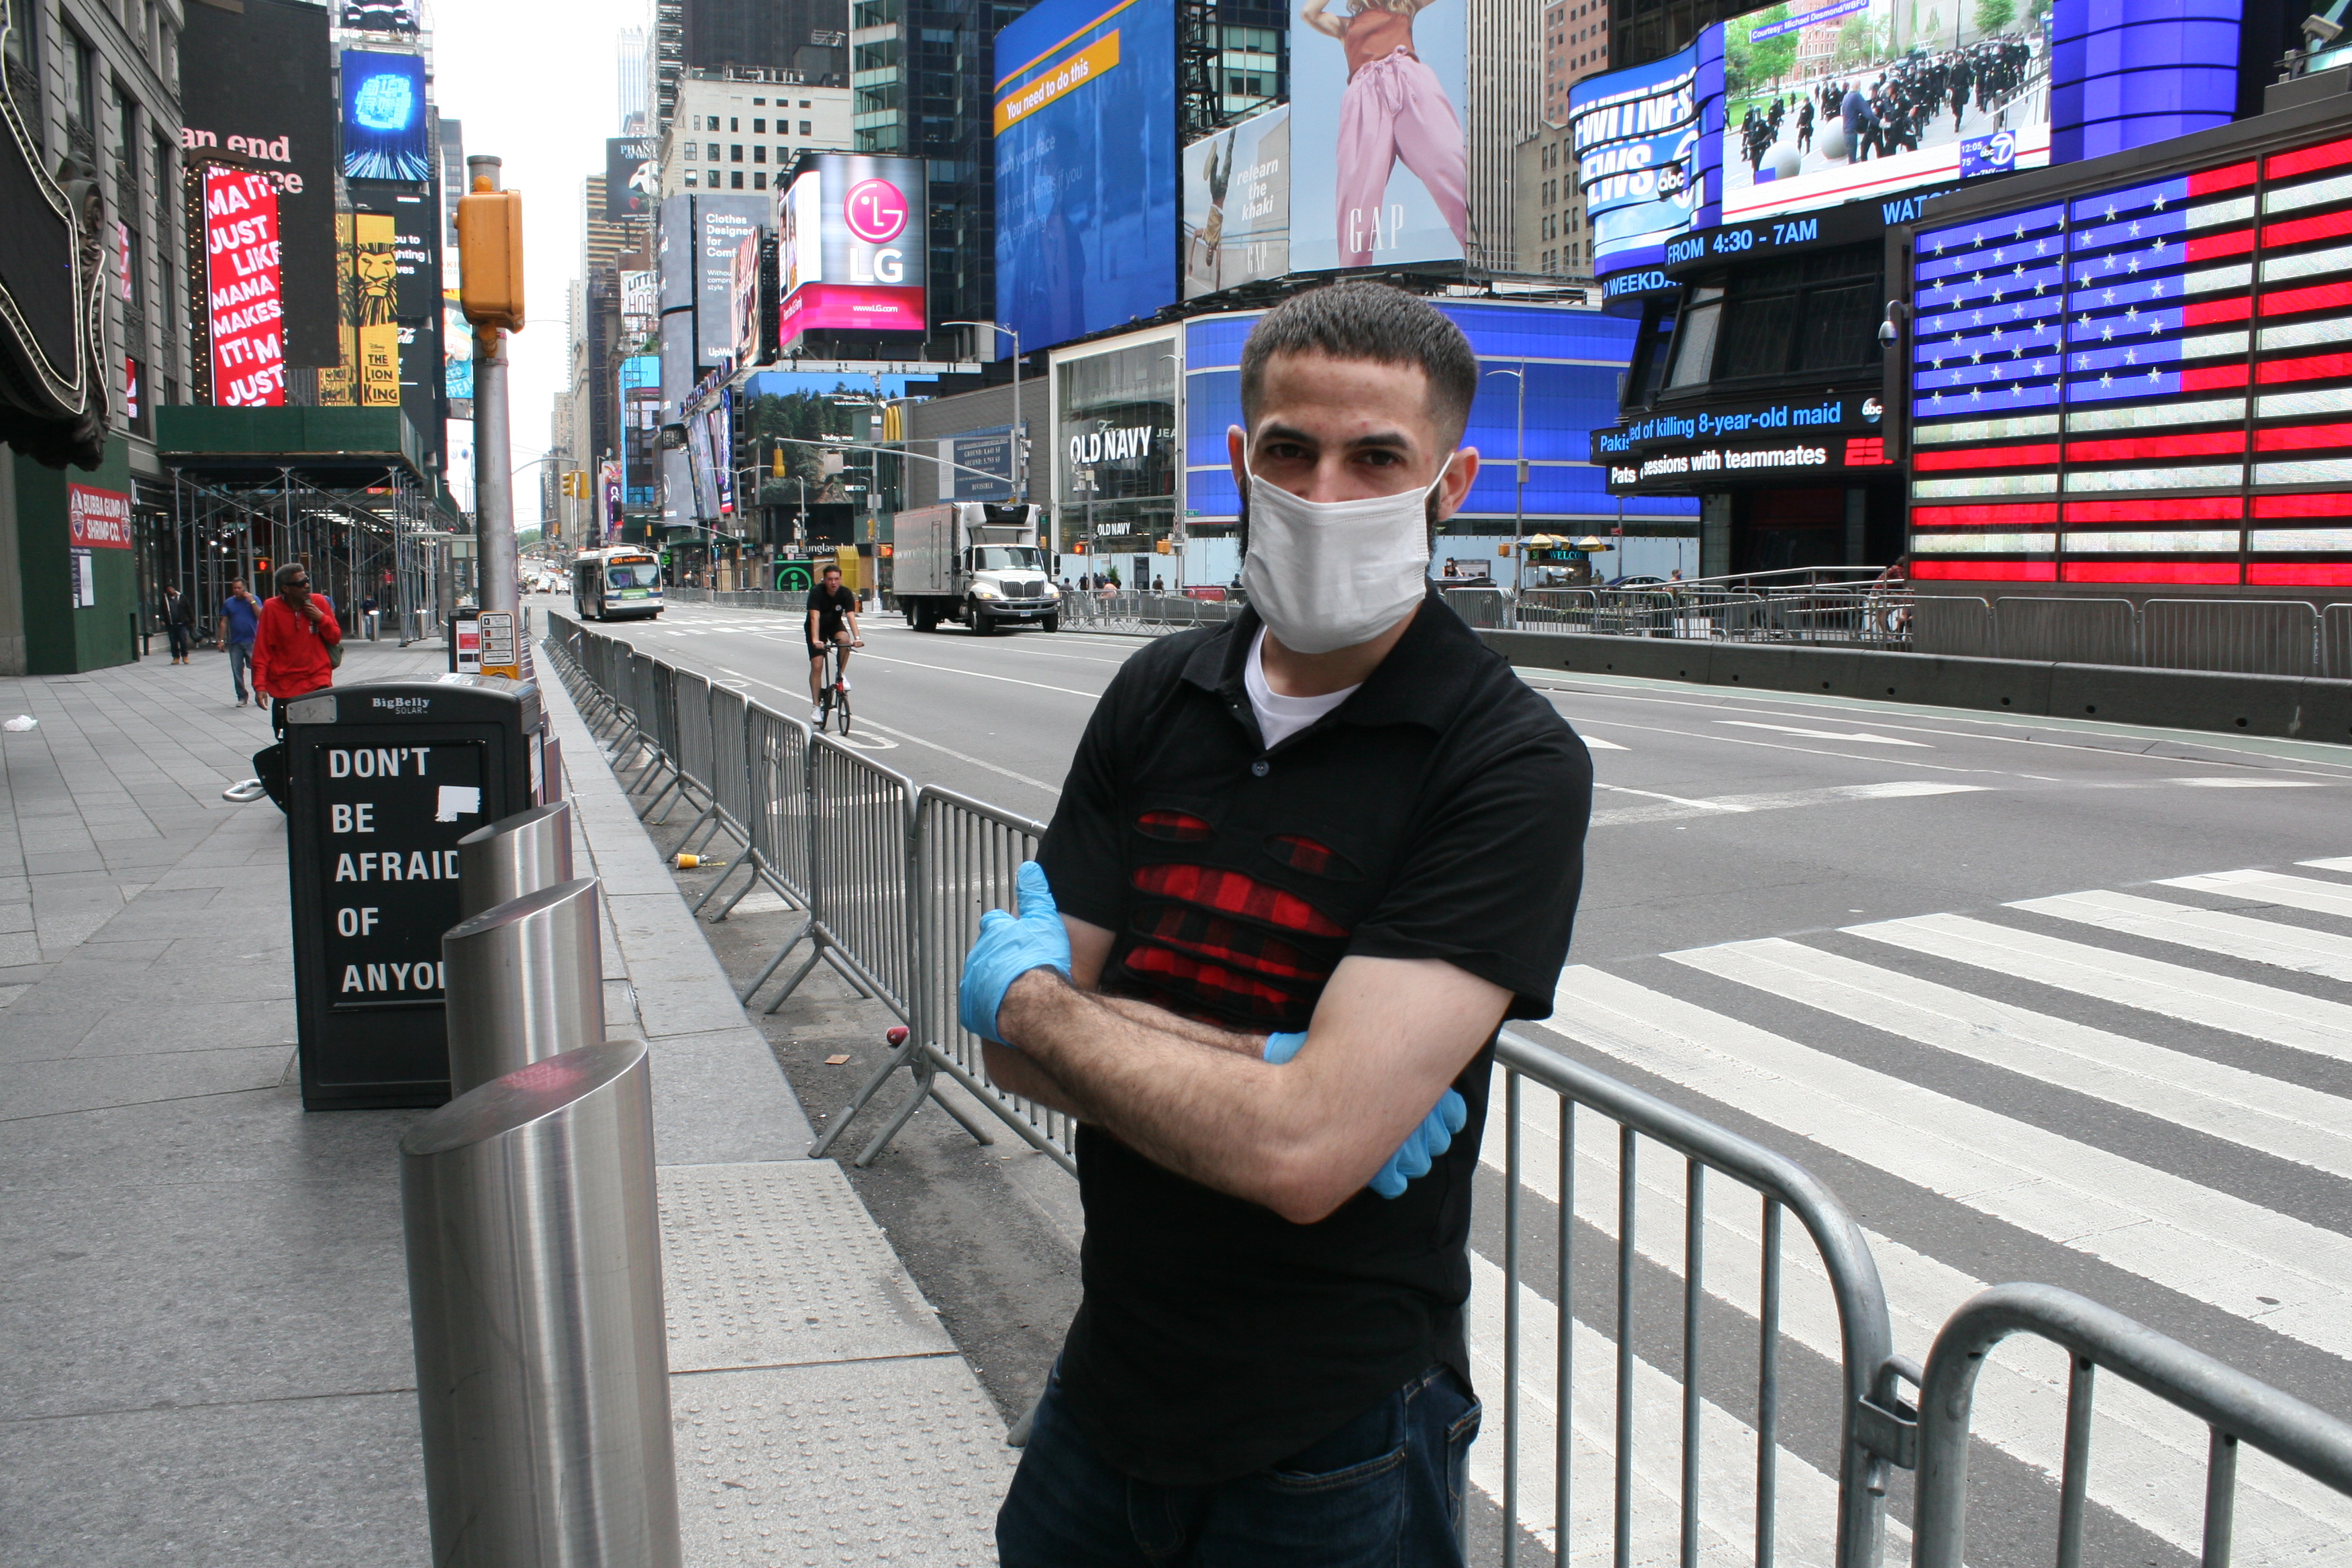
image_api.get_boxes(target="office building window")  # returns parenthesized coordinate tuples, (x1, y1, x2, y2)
(754, 118, 765, 132)
(730, 170, 743, 188)
(799, 120, 812, 135)
(730, 144, 742, 161)
(686, 168, 699, 187)
(706, 142, 719, 160)
(753, 171, 766, 189)
(729, 117, 738, 130)
(776, 146, 788, 163)
(707, 168, 719, 186)
(753, 146, 765, 162)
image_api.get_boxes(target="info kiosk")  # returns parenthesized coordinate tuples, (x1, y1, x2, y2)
(282, 676, 551, 1110)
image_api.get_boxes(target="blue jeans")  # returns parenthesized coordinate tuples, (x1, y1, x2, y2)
(997, 1363, 1480, 1567)
(227, 640, 252, 700)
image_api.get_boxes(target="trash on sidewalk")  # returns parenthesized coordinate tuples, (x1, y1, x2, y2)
(673, 852, 726, 869)
(824, 1054, 852, 1065)
(3, 715, 36, 732)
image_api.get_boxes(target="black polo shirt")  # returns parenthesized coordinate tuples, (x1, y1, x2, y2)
(1035, 589, 1593, 1485)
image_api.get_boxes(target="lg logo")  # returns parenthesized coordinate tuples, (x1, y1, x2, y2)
(844, 179, 910, 243)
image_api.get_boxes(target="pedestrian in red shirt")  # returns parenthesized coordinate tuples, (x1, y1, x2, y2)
(250, 562, 340, 730)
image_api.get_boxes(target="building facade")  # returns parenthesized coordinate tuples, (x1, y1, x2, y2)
(661, 68, 851, 197)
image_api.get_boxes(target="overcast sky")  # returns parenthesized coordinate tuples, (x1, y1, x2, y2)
(430, 0, 645, 525)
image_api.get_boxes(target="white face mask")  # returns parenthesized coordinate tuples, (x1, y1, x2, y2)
(1238, 444, 1450, 656)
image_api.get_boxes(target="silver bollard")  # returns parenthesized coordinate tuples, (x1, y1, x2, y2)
(456, 799, 575, 918)
(401, 1039, 681, 1568)
(442, 877, 606, 1097)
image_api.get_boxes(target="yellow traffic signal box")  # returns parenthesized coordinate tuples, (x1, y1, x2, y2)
(456, 187, 525, 331)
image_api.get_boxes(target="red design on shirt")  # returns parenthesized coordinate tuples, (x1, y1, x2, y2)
(1136, 809, 1215, 842)
(1130, 863, 1346, 936)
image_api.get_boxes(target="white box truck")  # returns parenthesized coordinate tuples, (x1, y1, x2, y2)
(891, 502, 1059, 634)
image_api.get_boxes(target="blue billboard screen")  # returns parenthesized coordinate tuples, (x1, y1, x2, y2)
(1571, 44, 1703, 275)
(993, 0, 1178, 350)
(341, 48, 431, 183)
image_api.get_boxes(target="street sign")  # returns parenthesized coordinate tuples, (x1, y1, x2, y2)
(477, 610, 519, 679)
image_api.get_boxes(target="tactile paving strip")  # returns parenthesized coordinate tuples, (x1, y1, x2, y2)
(659, 1161, 957, 1371)
(675, 1361, 1014, 1567)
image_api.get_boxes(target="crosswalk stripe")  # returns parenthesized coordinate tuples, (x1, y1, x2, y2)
(1479, 1070, 2352, 1561)
(2301, 857, 2352, 873)
(1463, 1250, 1870, 1565)
(2014, 887, 2352, 983)
(1546, 965, 2352, 1361)
(2165, 868, 2352, 922)
(1848, 912, 2352, 1064)
(1666, 936, 2352, 1179)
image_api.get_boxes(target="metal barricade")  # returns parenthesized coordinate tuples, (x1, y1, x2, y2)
(1910, 1283, 2352, 1568)
(685, 683, 755, 879)
(2143, 598, 2321, 677)
(1442, 586, 1514, 630)
(743, 734, 918, 1026)
(1517, 589, 1600, 632)
(1910, 595, 1995, 658)
(1996, 597, 2139, 665)
(644, 668, 714, 822)
(810, 785, 1077, 1172)
(1486, 1028, 1904, 1568)
(2329, 603, 2352, 681)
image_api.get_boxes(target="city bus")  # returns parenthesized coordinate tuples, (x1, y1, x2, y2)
(572, 548, 665, 620)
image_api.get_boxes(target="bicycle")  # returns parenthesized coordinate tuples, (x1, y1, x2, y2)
(816, 638, 862, 735)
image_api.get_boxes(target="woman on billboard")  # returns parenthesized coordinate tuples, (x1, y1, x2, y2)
(1302, 0, 1468, 268)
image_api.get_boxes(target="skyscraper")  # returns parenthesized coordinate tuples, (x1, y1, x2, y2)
(618, 26, 652, 134)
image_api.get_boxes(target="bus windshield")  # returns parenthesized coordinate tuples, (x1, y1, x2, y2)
(971, 546, 1044, 572)
(605, 562, 662, 589)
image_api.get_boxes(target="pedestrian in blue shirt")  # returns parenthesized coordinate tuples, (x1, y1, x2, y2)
(216, 579, 263, 707)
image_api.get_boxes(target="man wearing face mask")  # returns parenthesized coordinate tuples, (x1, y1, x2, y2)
(969, 281, 1593, 1565)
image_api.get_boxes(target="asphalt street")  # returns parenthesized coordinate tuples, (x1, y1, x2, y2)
(550, 593, 2352, 1567)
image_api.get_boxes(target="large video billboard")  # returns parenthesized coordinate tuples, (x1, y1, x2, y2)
(1571, 44, 1702, 276)
(1288, 0, 1469, 272)
(1716, 0, 2051, 225)
(994, 0, 1176, 348)
(777, 155, 926, 344)
(1904, 132, 2352, 589)
(179, 0, 339, 366)
(340, 48, 432, 183)
(203, 169, 287, 407)
(1182, 107, 1289, 300)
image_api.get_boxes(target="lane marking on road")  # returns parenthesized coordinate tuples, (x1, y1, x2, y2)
(1581, 734, 1628, 751)
(871, 626, 1136, 666)
(2167, 777, 2328, 788)
(1590, 779, 1988, 827)
(714, 669, 1063, 798)
(1548, 708, 1994, 775)
(846, 652, 1106, 700)
(2016, 887, 2352, 984)
(1718, 720, 1932, 746)
(2165, 868, 2352, 921)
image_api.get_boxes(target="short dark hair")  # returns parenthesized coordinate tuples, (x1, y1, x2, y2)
(822, 562, 842, 576)
(275, 562, 308, 589)
(1239, 283, 1479, 446)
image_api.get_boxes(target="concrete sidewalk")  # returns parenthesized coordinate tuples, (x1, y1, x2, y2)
(1, 638, 1012, 1566)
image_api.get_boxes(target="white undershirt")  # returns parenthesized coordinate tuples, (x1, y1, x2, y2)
(1244, 628, 1360, 749)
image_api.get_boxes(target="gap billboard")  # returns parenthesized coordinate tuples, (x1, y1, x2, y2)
(1287, 0, 1469, 272)
(993, 0, 1177, 348)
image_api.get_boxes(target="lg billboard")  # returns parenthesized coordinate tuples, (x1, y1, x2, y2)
(777, 154, 928, 346)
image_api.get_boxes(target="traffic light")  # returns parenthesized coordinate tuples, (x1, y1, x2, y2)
(772, 448, 786, 479)
(456, 181, 525, 331)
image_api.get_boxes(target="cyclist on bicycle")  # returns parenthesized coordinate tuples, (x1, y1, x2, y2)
(806, 562, 863, 722)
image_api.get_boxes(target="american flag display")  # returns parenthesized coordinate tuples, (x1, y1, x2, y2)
(1907, 132, 2352, 585)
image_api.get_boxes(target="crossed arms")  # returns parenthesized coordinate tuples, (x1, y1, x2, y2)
(983, 914, 1508, 1225)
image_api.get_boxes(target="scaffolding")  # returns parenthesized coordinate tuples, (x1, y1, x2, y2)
(152, 407, 456, 646)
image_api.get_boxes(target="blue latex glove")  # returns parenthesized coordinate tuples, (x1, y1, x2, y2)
(958, 862, 1073, 1045)
(1259, 1030, 1468, 1199)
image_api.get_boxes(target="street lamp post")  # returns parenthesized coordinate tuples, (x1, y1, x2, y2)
(1484, 365, 1527, 591)
(944, 321, 1024, 501)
